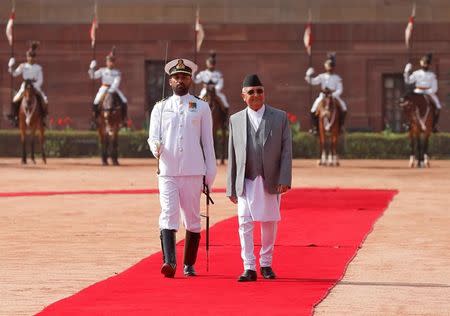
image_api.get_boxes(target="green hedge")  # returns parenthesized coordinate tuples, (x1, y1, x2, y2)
(1, 129, 449, 159)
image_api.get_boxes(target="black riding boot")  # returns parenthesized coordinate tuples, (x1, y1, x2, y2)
(7, 101, 20, 127)
(309, 112, 318, 135)
(183, 231, 201, 276)
(91, 103, 99, 130)
(339, 111, 347, 132)
(37, 95, 48, 127)
(433, 109, 440, 133)
(121, 102, 128, 127)
(160, 229, 177, 278)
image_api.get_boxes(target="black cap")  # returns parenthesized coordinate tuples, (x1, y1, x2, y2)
(421, 53, 432, 65)
(325, 52, 336, 67)
(26, 41, 39, 58)
(242, 74, 263, 88)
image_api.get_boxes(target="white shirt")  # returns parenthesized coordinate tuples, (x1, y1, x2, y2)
(148, 93, 217, 186)
(306, 72, 343, 97)
(194, 69, 224, 91)
(89, 67, 122, 92)
(10, 63, 43, 89)
(247, 104, 265, 131)
(404, 69, 438, 94)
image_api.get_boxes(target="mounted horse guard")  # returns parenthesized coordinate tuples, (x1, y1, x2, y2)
(89, 47, 127, 165)
(88, 46, 128, 129)
(401, 53, 440, 168)
(194, 52, 229, 165)
(7, 41, 48, 128)
(305, 53, 347, 135)
(305, 53, 347, 166)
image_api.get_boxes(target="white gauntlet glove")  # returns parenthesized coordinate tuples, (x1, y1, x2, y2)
(306, 67, 315, 77)
(404, 63, 412, 73)
(89, 60, 97, 69)
(8, 57, 15, 68)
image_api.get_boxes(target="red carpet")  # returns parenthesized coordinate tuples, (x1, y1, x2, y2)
(37, 188, 396, 316)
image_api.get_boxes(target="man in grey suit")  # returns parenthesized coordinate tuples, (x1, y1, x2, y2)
(226, 74, 292, 282)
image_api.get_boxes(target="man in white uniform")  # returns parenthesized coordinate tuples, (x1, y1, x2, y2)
(305, 53, 347, 134)
(148, 58, 217, 278)
(89, 47, 128, 128)
(194, 52, 230, 109)
(404, 53, 441, 132)
(7, 42, 48, 127)
(227, 74, 292, 282)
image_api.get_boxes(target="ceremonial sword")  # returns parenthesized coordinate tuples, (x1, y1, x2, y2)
(201, 177, 214, 272)
(156, 41, 169, 175)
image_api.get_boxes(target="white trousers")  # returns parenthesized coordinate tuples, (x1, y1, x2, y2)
(413, 90, 442, 109)
(199, 88, 230, 108)
(311, 93, 347, 113)
(158, 175, 203, 233)
(238, 216, 278, 271)
(14, 82, 48, 103)
(94, 86, 128, 104)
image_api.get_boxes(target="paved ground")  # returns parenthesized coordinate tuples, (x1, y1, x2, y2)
(0, 158, 449, 316)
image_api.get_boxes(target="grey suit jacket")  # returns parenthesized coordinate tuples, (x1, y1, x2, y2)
(226, 105, 292, 197)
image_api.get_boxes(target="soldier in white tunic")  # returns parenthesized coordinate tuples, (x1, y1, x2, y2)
(227, 74, 292, 282)
(7, 42, 48, 127)
(89, 47, 128, 128)
(305, 53, 347, 134)
(194, 52, 230, 109)
(403, 53, 441, 132)
(148, 58, 217, 278)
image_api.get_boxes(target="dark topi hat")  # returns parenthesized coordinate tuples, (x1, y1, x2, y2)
(26, 41, 39, 58)
(242, 74, 263, 88)
(206, 51, 216, 65)
(164, 58, 198, 76)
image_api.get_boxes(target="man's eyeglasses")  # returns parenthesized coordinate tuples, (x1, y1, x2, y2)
(245, 88, 264, 96)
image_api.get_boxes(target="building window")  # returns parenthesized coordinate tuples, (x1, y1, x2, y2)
(382, 74, 405, 132)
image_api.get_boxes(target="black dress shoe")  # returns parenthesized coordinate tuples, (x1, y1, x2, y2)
(260, 266, 276, 279)
(161, 263, 176, 278)
(183, 265, 197, 276)
(237, 269, 257, 282)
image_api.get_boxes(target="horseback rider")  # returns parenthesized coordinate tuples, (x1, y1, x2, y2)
(305, 53, 347, 134)
(403, 53, 441, 133)
(88, 47, 128, 128)
(7, 42, 48, 127)
(194, 51, 230, 110)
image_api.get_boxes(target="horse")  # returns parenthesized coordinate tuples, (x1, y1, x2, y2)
(400, 93, 434, 168)
(97, 92, 123, 166)
(315, 88, 341, 167)
(18, 79, 46, 165)
(202, 82, 228, 165)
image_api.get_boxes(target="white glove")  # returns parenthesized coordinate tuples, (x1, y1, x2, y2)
(404, 63, 412, 73)
(306, 67, 314, 77)
(108, 87, 116, 93)
(89, 60, 97, 69)
(8, 57, 15, 68)
(331, 91, 339, 98)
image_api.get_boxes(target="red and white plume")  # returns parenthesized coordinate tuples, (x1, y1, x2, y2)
(90, 4, 98, 48)
(195, 7, 205, 52)
(405, 3, 415, 48)
(303, 10, 313, 56)
(6, 10, 15, 46)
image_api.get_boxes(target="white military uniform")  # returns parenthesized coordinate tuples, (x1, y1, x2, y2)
(404, 69, 441, 109)
(89, 67, 128, 105)
(194, 69, 230, 108)
(306, 72, 347, 112)
(9, 63, 48, 103)
(237, 105, 280, 271)
(148, 93, 217, 233)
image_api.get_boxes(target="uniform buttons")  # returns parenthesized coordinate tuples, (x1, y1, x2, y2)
(179, 148, 183, 152)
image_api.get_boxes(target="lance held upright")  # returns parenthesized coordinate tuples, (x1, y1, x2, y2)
(148, 58, 217, 278)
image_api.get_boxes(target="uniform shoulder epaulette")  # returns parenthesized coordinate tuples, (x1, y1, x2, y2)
(194, 95, 203, 100)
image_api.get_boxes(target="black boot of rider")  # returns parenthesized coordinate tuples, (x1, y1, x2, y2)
(309, 112, 318, 135)
(90, 103, 99, 130)
(183, 231, 201, 276)
(7, 101, 20, 127)
(432, 109, 440, 133)
(160, 229, 177, 278)
(339, 111, 347, 132)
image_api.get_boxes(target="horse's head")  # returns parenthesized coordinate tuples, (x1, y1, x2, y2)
(23, 79, 37, 110)
(204, 80, 217, 97)
(100, 92, 121, 135)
